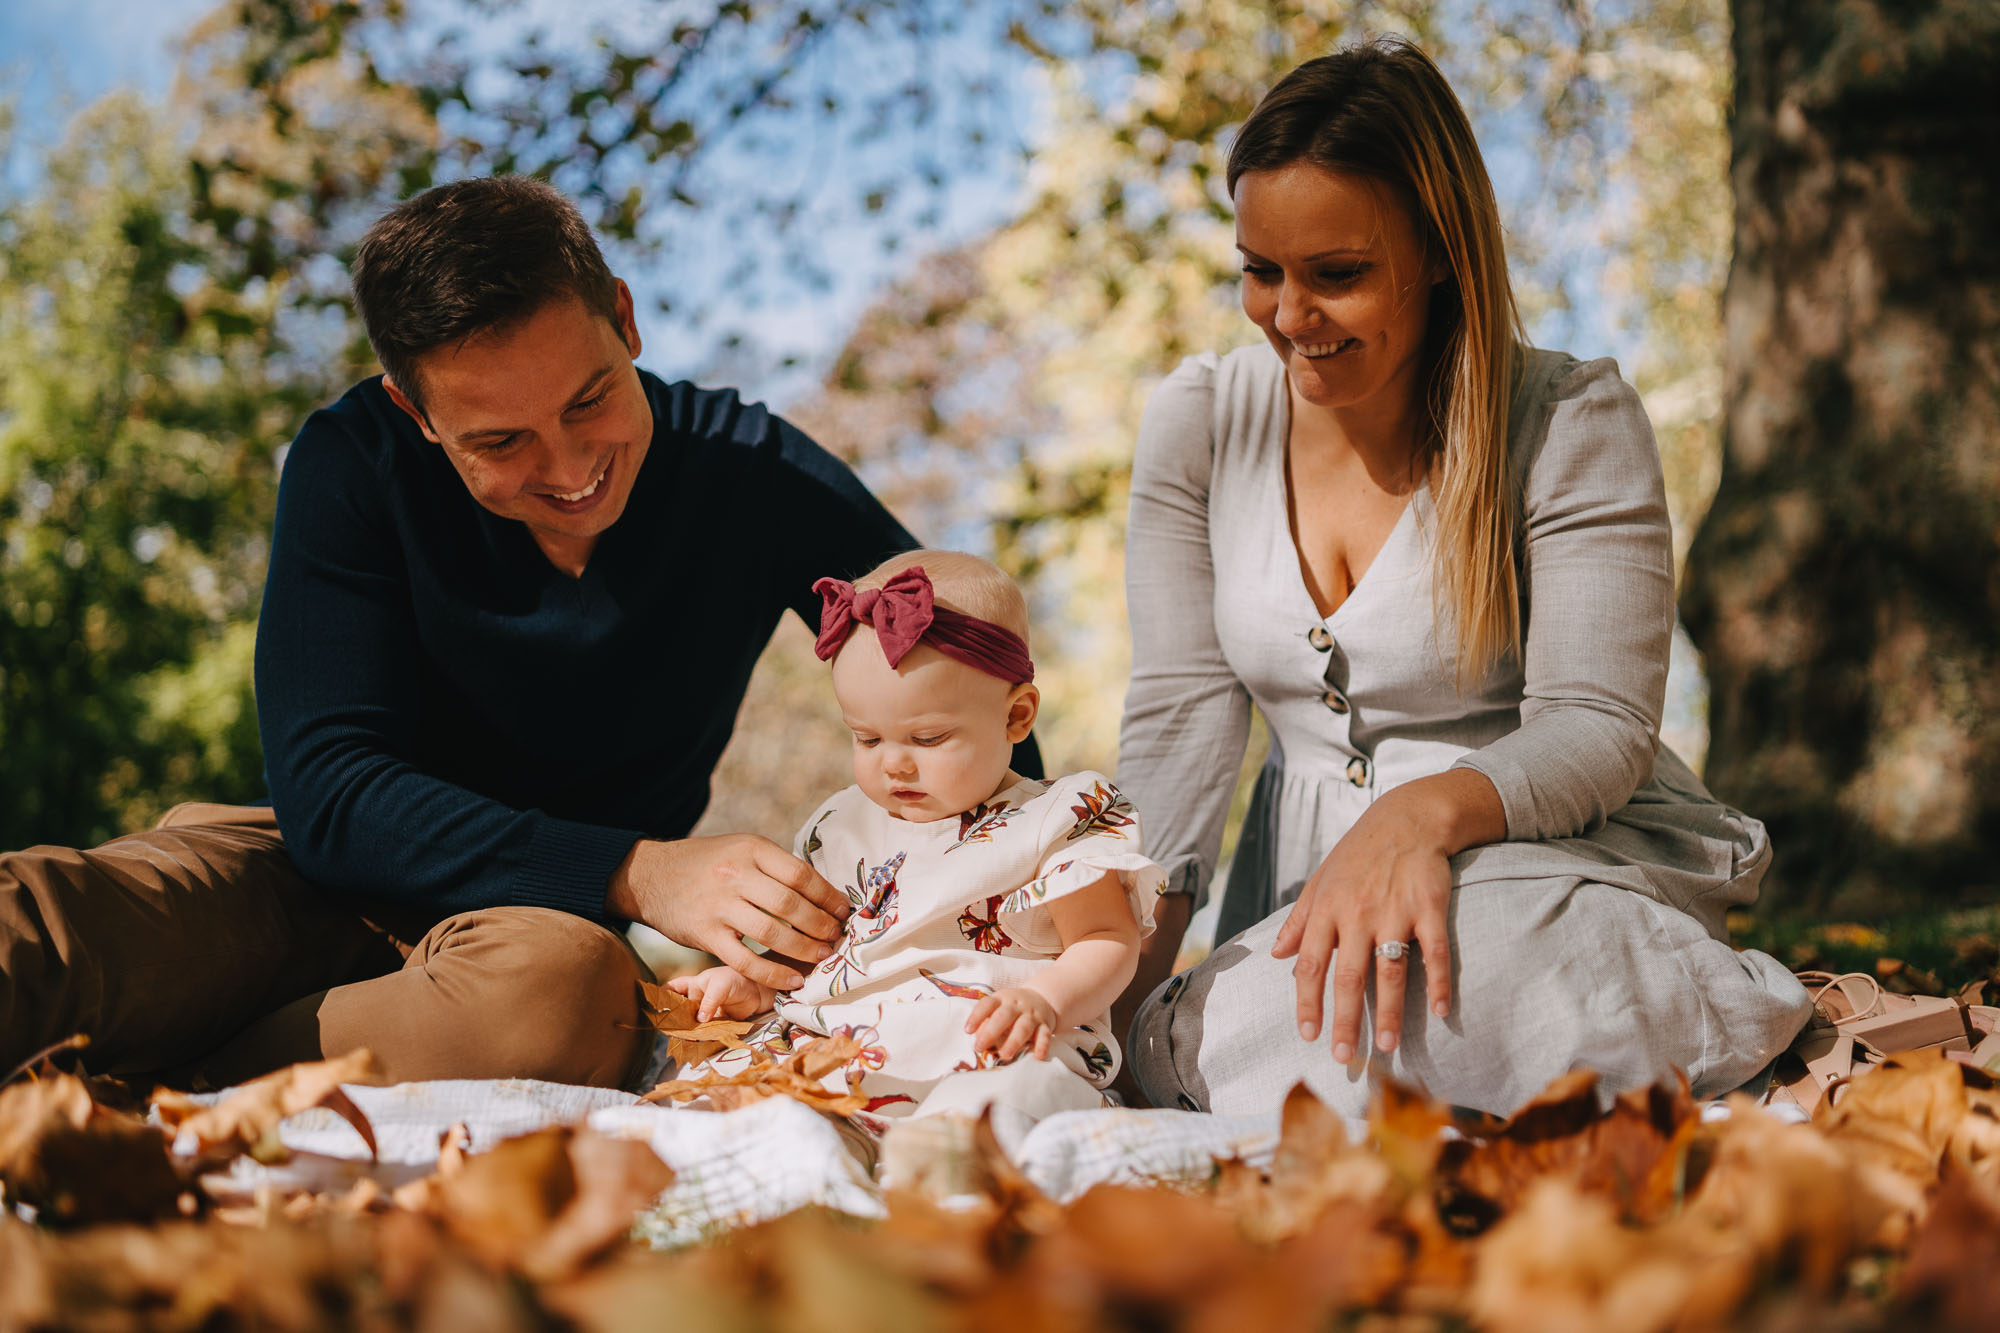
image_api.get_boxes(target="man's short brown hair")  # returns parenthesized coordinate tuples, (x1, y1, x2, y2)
(350, 175, 622, 413)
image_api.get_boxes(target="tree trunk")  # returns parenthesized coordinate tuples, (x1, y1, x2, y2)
(1682, 0, 2000, 915)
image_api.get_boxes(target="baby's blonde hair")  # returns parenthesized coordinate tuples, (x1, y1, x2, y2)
(854, 549, 1031, 647)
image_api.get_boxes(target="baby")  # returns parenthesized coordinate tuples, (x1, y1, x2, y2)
(670, 550, 1162, 1158)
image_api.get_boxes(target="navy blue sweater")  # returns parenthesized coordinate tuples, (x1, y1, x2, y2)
(254, 371, 919, 923)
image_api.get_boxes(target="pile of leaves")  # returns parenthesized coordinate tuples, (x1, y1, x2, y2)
(9, 1032, 2000, 1330)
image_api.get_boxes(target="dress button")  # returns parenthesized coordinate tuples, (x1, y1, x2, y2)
(1346, 756, 1369, 787)
(1307, 625, 1333, 651)
(1321, 689, 1349, 715)
(1163, 975, 1186, 1003)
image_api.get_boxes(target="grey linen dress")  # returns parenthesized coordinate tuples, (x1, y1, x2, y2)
(1119, 344, 1812, 1118)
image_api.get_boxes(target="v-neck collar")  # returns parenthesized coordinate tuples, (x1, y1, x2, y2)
(1271, 372, 1428, 627)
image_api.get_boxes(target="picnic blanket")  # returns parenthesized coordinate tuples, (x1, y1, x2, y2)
(183, 1076, 1293, 1248)
(176, 1054, 1802, 1252)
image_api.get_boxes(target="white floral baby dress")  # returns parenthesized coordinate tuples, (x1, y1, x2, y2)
(685, 771, 1163, 1126)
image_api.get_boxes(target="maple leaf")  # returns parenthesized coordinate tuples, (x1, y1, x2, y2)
(151, 1048, 384, 1167)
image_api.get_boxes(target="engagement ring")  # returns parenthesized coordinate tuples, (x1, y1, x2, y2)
(1373, 940, 1412, 961)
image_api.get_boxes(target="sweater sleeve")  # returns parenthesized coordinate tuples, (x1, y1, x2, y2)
(1451, 357, 1675, 840)
(254, 409, 640, 921)
(1114, 355, 1254, 901)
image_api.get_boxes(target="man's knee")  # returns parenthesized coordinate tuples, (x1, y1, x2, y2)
(440, 909, 651, 1087)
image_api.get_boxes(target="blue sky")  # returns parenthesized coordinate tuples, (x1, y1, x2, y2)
(0, 0, 1036, 406)
(0, 0, 208, 116)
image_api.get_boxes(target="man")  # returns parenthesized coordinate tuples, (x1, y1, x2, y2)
(0, 175, 975, 1088)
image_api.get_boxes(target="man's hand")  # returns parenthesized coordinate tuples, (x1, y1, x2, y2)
(668, 965, 779, 1021)
(966, 987, 1061, 1062)
(607, 834, 849, 990)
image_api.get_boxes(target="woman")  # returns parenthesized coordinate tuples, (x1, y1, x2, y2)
(1116, 37, 1810, 1117)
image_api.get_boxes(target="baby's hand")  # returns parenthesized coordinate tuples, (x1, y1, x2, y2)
(668, 965, 777, 1022)
(966, 987, 1060, 1062)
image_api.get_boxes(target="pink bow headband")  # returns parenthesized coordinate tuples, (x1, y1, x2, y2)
(813, 566, 1035, 683)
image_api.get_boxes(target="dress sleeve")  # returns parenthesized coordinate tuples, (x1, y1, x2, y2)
(996, 774, 1163, 953)
(1114, 355, 1254, 901)
(254, 411, 641, 922)
(1450, 357, 1676, 840)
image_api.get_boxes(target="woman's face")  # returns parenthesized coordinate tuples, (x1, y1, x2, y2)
(1233, 163, 1440, 418)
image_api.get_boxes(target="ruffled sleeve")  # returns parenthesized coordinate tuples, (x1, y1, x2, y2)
(995, 773, 1164, 953)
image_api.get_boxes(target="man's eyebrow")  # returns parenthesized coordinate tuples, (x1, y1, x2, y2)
(453, 365, 618, 443)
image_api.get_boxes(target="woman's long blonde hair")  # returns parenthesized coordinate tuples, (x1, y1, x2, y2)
(1226, 36, 1526, 681)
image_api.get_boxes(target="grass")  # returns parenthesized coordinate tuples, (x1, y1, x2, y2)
(1729, 905, 2000, 998)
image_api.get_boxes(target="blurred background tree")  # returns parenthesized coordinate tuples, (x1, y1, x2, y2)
(1681, 0, 2000, 914)
(14, 0, 1985, 923)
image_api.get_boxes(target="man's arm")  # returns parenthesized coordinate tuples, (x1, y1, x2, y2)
(255, 401, 644, 921)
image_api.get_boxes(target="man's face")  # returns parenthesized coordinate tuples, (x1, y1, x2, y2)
(385, 282, 653, 574)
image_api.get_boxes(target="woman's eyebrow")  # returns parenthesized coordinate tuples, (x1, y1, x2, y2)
(1234, 243, 1372, 262)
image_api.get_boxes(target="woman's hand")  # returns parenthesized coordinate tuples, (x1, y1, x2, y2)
(668, 965, 778, 1022)
(1271, 769, 1503, 1063)
(967, 987, 1061, 1062)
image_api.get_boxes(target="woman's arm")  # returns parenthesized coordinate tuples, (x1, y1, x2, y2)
(1451, 357, 1677, 838)
(1113, 355, 1254, 1014)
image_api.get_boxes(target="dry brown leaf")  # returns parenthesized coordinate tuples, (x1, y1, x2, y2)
(1233, 1200, 1411, 1327)
(1891, 1171, 2000, 1331)
(1469, 1178, 1723, 1333)
(639, 979, 758, 1065)
(874, 1189, 1011, 1296)
(516, 1128, 677, 1282)
(1020, 1185, 1247, 1310)
(1213, 1082, 1398, 1244)
(1877, 956, 1948, 997)
(1368, 1074, 1455, 1186)
(0, 1211, 543, 1332)
(0, 1074, 190, 1225)
(1817, 1049, 1987, 1241)
(426, 1124, 673, 1282)
(541, 1246, 764, 1333)
(437, 1121, 471, 1177)
(152, 1049, 384, 1165)
(642, 1033, 867, 1117)
(1677, 1100, 1888, 1292)
(1437, 1070, 1697, 1233)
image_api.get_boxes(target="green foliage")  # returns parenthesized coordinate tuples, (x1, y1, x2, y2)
(0, 98, 270, 842)
(3, 0, 1735, 853)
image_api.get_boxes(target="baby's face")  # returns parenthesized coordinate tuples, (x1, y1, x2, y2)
(830, 630, 1035, 822)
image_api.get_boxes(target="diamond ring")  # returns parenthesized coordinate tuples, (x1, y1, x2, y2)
(1373, 940, 1412, 962)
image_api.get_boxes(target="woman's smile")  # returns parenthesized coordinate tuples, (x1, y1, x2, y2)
(1233, 163, 1436, 419)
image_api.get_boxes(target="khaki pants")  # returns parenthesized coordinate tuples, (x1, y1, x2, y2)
(0, 804, 650, 1089)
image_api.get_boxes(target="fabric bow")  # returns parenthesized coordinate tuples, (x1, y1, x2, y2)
(813, 566, 936, 666)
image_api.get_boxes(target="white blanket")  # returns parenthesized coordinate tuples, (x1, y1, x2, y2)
(183, 1077, 1297, 1248)
(185, 1074, 1797, 1250)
